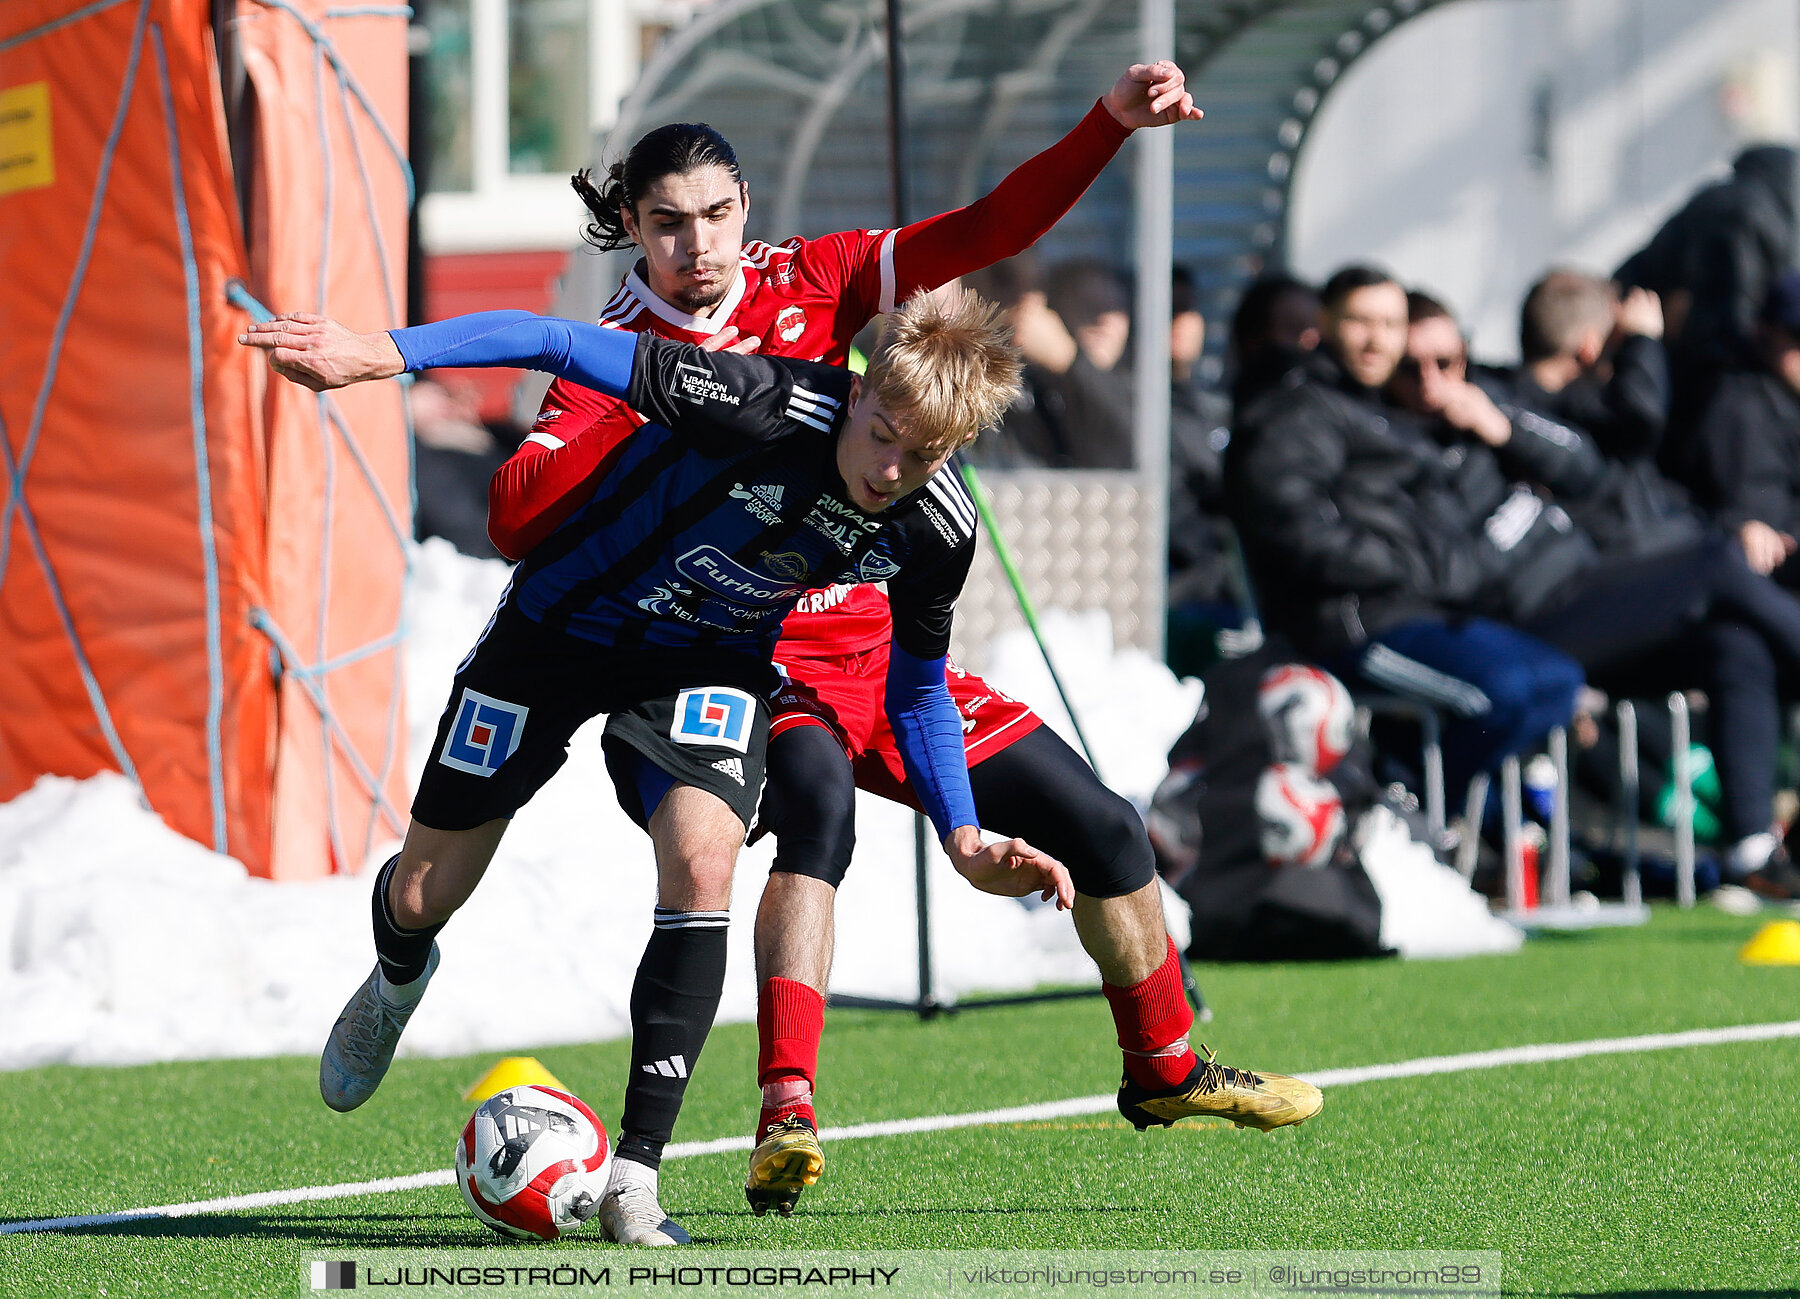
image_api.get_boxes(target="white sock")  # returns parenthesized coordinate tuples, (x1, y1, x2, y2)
(1727, 831, 1778, 879)
(376, 966, 430, 1007)
(608, 1155, 657, 1197)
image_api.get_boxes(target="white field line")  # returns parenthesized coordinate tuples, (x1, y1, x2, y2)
(7, 1017, 1799, 1235)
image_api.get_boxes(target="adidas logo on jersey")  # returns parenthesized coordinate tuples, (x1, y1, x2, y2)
(642, 1055, 689, 1078)
(730, 482, 783, 526)
(711, 757, 745, 786)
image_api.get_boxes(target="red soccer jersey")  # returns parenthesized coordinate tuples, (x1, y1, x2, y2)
(486, 98, 1133, 655)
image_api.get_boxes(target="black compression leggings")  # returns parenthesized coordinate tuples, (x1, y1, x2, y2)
(760, 723, 1156, 898)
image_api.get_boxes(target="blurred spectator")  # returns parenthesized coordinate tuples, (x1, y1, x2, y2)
(1392, 291, 1603, 627)
(1396, 291, 1800, 898)
(1167, 265, 1234, 605)
(1040, 258, 1135, 468)
(1615, 143, 1796, 426)
(411, 377, 511, 560)
(1047, 257, 1132, 372)
(1493, 270, 1704, 560)
(1226, 272, 1320, 412)
(1683, 269, 1800, 582)
(1224, 264, 1582, 796)
(1166, 266, 1240, 675)
(961, 254, 1074, 467)
(961, 254, 1130, 468)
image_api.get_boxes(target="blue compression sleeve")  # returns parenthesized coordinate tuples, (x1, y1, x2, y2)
(885, 643, 980, 842)
(389, 310, 637, 396)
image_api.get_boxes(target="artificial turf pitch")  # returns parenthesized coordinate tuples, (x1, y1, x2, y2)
(2, 904, 1796, 1296)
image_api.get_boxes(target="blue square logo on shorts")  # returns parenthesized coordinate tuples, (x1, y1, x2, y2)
(439, 688, 528, 776)
(671, 687, 754, 754)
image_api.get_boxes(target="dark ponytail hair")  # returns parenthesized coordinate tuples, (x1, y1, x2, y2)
(571, 122, 744, 251)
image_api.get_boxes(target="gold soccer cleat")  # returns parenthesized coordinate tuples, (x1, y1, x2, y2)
(745, 1112, 825, 1217)
(1116, 1045, 1322, 1132)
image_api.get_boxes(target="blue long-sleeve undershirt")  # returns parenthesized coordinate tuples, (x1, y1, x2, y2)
(390, 310, 637, 396)
(885, 644, 979, 842)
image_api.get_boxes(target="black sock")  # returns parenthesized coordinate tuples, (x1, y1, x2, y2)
(370, 854, 444, 986)
(617, 908, 731, 1167)
(613, 1133, 664, 1171)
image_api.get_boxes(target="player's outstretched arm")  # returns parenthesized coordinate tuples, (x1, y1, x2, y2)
(884, 60, 1200, 302)
(242, 309, 642, 396)
(238, 312, 406, 391)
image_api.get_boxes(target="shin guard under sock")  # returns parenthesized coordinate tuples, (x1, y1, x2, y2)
(618, 909, 730, 1168)
(756, 977, 824, 1087)
(756, 978, 824, 1138)
(371, 855, 445, 987)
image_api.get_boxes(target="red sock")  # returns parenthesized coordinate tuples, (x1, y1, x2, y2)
(1102, 937, 1198, 1090)
(756, 977, 824, 1137)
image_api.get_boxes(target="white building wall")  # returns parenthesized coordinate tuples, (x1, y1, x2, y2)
(421, 0, 705, 255)
(1287, 0, 1800, 362)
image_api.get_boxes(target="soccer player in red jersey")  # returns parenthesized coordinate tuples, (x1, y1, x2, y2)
(487, 61, 1320, 1226)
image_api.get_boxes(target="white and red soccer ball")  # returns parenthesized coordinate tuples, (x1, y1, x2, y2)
(1257, 664, 1354, 775)
(1256, 763, 1346, 868)
(456, 1085, 610, 1239)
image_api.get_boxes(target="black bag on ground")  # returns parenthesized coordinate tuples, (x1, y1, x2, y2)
(1158, 641, 1389, 961)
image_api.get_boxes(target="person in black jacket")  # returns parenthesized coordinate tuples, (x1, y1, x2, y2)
(1685, 269, 1800, 583)
(1167, 266, 1236, 611)
(1616, 144, 1796, 429)
(1500, 270, 1706, 561)
(1224, 266, 1583, 798)
(1226, 272, 1321, 413)
(1396, 292, 1800, 900)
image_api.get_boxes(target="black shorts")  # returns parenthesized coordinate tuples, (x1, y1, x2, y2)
(412, 600, 775, 833)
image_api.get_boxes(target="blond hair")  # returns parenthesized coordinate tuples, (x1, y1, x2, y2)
(863, 288, 1023, 450)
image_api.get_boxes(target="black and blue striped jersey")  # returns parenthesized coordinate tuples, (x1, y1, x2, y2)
(506, 332, 977, 660)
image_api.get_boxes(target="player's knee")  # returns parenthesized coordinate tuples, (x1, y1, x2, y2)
(1064, 789, 1157, 900)
(668, 859, 737, 912)
(764, 730, 857, 887)
(794, 751, 857, 837)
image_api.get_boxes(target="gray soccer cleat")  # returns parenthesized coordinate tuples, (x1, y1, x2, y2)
(597, 1166, 691, 1246)
(318, 944, 440, 1112)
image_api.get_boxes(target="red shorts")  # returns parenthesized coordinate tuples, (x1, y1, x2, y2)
(771, 643, 1042, 809)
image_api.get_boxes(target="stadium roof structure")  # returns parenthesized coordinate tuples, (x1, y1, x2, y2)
(567, 0, 1455, 345)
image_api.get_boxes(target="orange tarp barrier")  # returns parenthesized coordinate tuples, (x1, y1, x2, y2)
(0, 0, 411, 878)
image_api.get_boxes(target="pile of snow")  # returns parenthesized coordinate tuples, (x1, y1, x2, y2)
(1354, 806, 1526, 958)
(0, 542, 1201, 1071)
